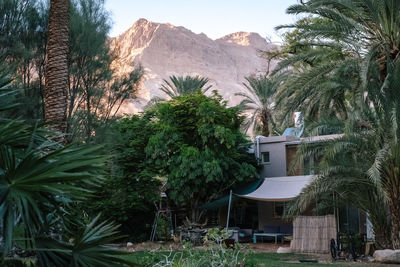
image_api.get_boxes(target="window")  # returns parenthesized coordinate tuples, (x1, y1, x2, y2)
(304, 154, 321, 175)
(274, 202, 285, 218)
(261, 152, 270, 164)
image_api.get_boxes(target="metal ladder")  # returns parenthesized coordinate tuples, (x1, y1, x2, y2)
(150, 210, 173, 242)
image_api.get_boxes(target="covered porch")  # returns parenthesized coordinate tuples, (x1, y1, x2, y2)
(201, 175, 314, 243)
(239, 175, 313, 243)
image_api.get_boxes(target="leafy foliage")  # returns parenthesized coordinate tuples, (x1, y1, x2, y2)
(0, 0, 48, 121)
(76, 92, 258, 236)
(286, 130, 392, 247)
(86, 115, 161, 241)
(0, 0, 143, 140)
(272, 19, 355, 125)
(274, 0, 400, 125)
(146, 92, 259, 222)
(35, 215, 136, 267)
(1, 144, 104, 252)
(0, 70, 135, 266)
(67, 0, 144, 143)
(129, 239, 249, 267)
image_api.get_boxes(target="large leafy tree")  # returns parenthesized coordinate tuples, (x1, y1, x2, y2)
(278, 0, 400, 249)
(146, 92, 258, 222)
(160, 75, 212, 98)
(0, 0, 48, 121)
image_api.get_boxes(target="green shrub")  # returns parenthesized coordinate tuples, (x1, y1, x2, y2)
(138, 239, 252, 267)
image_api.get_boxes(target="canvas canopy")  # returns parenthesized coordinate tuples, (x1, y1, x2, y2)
(198, 178, 263, 210)
(239, 176, 313, 201)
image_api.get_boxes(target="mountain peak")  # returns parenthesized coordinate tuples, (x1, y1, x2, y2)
(135, 18, 149, 25)
(218, 32, 267, 47)
(113, 19, 161, 52)
(111, 19, 279, 113)
(131, 18, 160, 28)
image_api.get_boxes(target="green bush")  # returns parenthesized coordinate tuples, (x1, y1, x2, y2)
(83, 115, 161, 242)
(136, 239, 251, 267)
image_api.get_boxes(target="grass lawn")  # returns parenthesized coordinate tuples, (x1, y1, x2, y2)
(123, 251, 353, 267)
(6, 252, 355, 267)
(245, 253, 351, 267)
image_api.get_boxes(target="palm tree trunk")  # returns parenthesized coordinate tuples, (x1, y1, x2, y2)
(383, 162, 400, 249)
(45, 0, 70, 136)
(389, 202, 400, 249)
(374, 227, 393, 249)
(260, 108, 270, 137)
(387, 182, 400, 249)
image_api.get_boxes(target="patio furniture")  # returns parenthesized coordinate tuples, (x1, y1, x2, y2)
(279, 225, 293, 243)
(228, 227, 253, 243)
(238, 229, 253, 243)
(253, 225, 293, 244)
(283, 235, 293, 242)
(253, 232, 285, 244)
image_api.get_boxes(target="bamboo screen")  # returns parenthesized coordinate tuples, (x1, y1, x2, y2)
(291, 215, 337, 253)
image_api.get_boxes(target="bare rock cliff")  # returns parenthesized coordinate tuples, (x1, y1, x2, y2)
(111, 18, 279, 113)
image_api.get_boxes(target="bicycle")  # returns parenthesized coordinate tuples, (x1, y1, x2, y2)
(330, 233, 357, 261)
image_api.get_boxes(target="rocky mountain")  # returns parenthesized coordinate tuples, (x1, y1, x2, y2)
(110, 18, 279, 113)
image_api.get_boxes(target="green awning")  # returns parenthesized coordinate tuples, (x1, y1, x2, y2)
(199, 195, 238, 210)
(198, 179, 262, 210)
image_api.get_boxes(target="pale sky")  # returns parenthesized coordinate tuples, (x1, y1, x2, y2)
(104, 0, 301, 43)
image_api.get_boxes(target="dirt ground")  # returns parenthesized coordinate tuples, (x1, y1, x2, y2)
(122, 240, 290, 252)
(247, 242, 290, 252)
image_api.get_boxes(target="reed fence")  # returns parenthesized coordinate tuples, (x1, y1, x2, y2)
(291, 215, 337, 253)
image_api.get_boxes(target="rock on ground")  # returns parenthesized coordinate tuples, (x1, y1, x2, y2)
(373, 249, 400, 263)
(277, 247, 292, 253)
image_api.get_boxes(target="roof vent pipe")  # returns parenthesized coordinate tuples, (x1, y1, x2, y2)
(294, 112, 304, 128)
(255, 135, 263, 159)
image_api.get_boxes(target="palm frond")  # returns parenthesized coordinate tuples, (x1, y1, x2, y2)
(235, 75, 284, 136)
(0, 145, 105, 255)
(0, 70, 18, 112)
(160, 75, 212, 98)
(35, 215, 137, 267)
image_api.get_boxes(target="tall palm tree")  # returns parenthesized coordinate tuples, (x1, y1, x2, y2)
(276, 0, 400, 248)
(235, 75, 282, 137)
(279, 0, 400, 80)
(44, 0, 70, 136)
(160, 75, 212, 98)
(274, 0, 400, 123)
(275, 56, 357, 123)
(286, 117, 392, 248)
